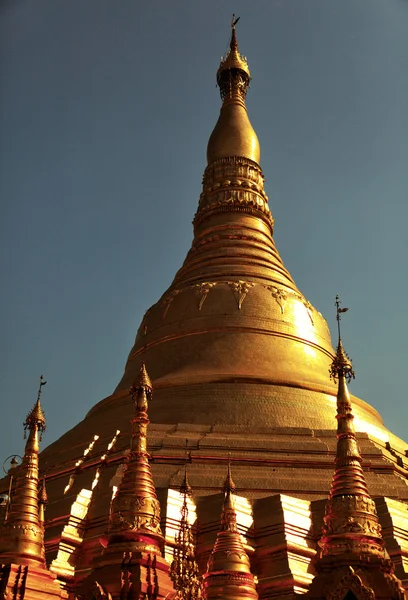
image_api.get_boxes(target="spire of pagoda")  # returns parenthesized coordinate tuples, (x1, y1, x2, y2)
(0, 376, 47, 566)
(203, 463, 258, 600)
(104, 362, 163, 550)
(170, 465, 201, 600)
(321, 300, 385, 557)
(206, 17, 261, 172)
(79, 364, 174, 600)
(307, 300, 406, 599)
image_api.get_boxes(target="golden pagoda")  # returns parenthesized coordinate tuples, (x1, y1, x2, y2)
(78, 364, 174, 599)
(2, 19, 407, 599)
(0, 377, 67, 600)
(203, 463, 258, 600)
(307, 303, 406, 598)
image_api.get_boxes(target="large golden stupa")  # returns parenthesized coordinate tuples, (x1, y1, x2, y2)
(2, 23, 407, 599)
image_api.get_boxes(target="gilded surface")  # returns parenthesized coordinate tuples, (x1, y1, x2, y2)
(0, 382, 47, 566)
(204, 465, 258, 600)
(195, 157, 272, 229)
(14, 21, 408, 599)
(105, 364, 164, 549)
(308, 331, 406, 597)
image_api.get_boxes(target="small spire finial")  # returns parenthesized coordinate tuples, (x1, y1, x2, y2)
(335, 295, 349, 342)
(180, 440, 192, 497)
(330, 297, 354, 383)
(231, 14, 240, 29)
(24, 375, 47, 440)
(223, 453, 236, 495)
(37, 375, 47, 402)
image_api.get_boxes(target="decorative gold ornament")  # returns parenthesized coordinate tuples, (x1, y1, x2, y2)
(227, 280, 255, 309)
(203, 462, 258, 600)
(307, 301, 406, 599)
(170, 467, 202, 600)
(194, 157, 272, 230)
(102, 363, 164, 550)
(268, 285, 287, 314)
(0, 376, 48, 566)
(194, 282, 216, 310)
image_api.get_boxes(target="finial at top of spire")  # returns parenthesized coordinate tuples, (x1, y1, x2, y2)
(180, 440, 192, 496)
(130, 362, 153, 415)
(136, 362, 153, 391)
(24, 375, 46, 440)
(330, 297, 355, 383)
(223, 455, 236, 495)
(217, 16, 251, 101)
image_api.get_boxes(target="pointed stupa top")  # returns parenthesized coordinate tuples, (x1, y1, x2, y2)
(104, 363, 164, 550)
(180, 463, 192, 497)
(0, 376, 47, 566)
(204, 464, 258, 600)
(217, 16, 251, 91)
(207, 17, 260, 165)
(307, 301, 407, 598)
(206, 465, 251, 576)
(24, 375, 46, 439)
(39, 476, 48, 505)
(137, 361, 153, 391)
(319, 300, 386, 558)
(223, 456, 236, 495)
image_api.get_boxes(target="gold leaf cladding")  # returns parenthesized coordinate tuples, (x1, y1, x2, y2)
(227, 281, 255, 310)
(268, 286, 287, 314)
(194, 282, 216, 310)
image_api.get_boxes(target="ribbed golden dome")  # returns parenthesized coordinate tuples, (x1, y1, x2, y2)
(207, 25, 260, 165)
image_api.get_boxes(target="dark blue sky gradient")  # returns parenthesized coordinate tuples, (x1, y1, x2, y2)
(1, 0, 407, 461)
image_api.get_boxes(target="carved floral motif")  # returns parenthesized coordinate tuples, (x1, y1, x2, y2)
(268, 286, 287, 314)
(227, 281, 255, 309)
(194, 282, 216, 310)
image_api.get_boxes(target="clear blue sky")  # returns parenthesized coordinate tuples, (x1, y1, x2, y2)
(1, 0, 407, 462)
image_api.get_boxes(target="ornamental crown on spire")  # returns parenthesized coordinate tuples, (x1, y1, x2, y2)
(24, 375, 47, 438)
(217, 16, 251, 101)
(329, 296, 355, 382)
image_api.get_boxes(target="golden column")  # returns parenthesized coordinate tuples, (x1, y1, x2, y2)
(78, 364, 175, 600)
(307, 299, 406, 599)
(203, 463, 258, 600)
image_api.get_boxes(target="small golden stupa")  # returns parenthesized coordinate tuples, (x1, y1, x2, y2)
(1, 19, 407, 599)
